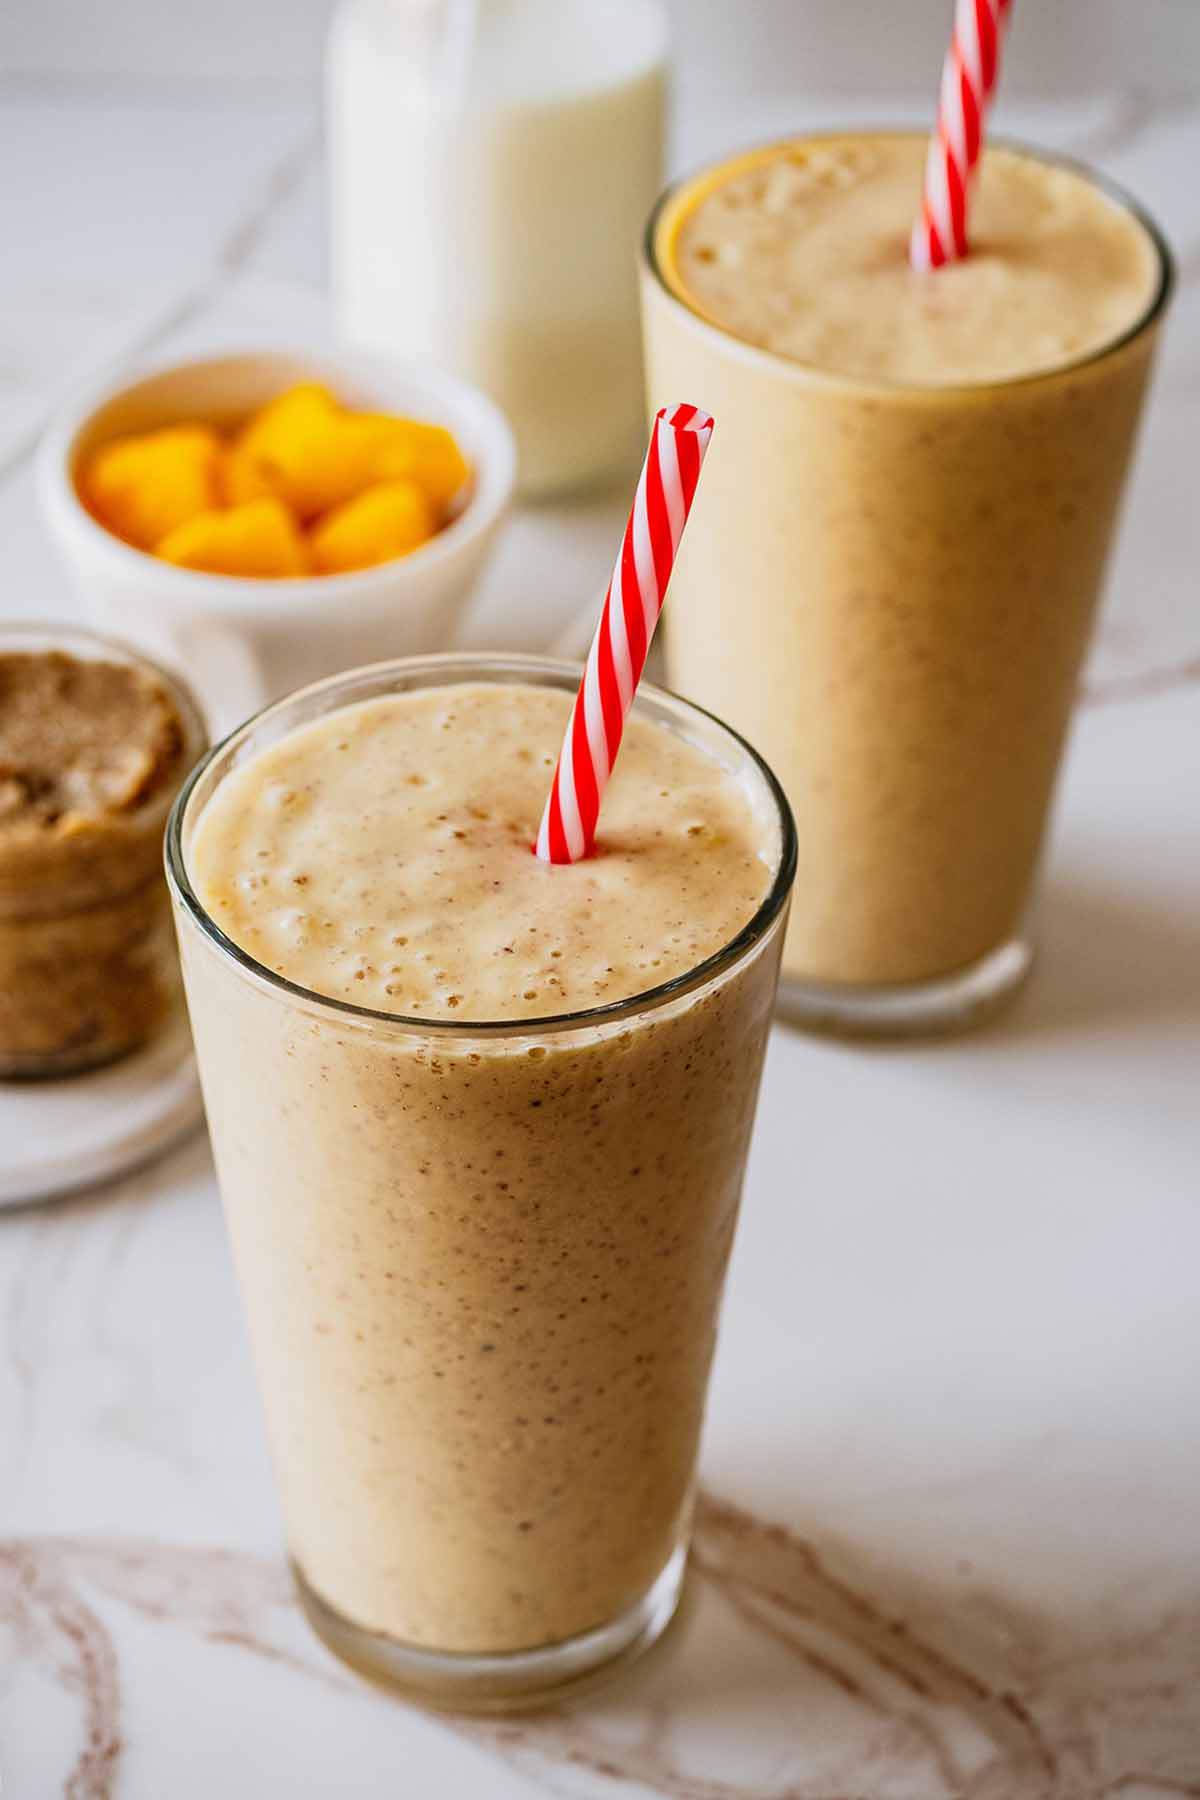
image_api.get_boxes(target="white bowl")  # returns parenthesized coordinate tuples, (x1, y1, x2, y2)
(37, 350, 516, 732)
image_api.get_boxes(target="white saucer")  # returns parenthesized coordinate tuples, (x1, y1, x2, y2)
(0, 1010, 204, 1208)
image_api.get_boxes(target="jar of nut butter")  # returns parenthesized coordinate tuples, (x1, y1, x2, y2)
(0, 627, 206, 1077)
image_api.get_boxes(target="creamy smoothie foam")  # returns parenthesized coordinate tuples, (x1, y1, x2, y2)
(644, 133, 1167, 1011)
(193, 684, 772, 1016)
(178, 673, 788, 1671)
(669, 136, 1157, 383)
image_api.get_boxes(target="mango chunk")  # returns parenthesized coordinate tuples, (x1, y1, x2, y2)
(309, 480, 436, 574)
(81, 425, 221, 551)
(233, 384, 386, 521)
(219, 440, 280, 507)
(235, 385, 471, 522)
(367, 419, 471, 513)
(156, 499, 310, 578)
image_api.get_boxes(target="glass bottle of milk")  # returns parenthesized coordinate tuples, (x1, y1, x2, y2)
(328, 0, 668, 497)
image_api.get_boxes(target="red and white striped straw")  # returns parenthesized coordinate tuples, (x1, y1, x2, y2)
(910, 0, 1013, 270)
(535, 404, 714, 865)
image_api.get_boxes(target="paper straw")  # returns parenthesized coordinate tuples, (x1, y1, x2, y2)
(534, 404, 714, 865)
(910, 0, 1014, 270)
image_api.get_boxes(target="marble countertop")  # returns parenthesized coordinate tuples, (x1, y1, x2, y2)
(1, 82, 1198, 1800)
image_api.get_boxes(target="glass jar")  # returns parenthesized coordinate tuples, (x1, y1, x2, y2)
(0, 624, 207, 1077)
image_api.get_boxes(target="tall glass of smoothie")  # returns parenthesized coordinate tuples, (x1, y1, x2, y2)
(166, 652, 794, 1708)
(641, 132, 1172, 1032)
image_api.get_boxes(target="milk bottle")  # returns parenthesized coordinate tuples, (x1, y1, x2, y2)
(328, 0, 667, 496)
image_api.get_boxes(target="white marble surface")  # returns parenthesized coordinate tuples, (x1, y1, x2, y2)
(1, 76, 1199, 1800)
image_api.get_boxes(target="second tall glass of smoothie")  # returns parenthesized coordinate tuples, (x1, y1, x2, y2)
(167, 653, 794, 1709)
(641, 132, 1172, 1032)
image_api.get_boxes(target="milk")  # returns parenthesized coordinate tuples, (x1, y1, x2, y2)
(328, 0, 667, 496)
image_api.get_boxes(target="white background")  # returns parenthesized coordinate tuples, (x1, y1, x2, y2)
(4, 0, 1199, 99)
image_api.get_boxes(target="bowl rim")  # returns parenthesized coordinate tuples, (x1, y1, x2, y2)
(35, 347, 517, 611)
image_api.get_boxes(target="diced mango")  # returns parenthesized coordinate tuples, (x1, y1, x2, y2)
(233, 384, 384, 521)
(81, 425, 221, 551)
(309, 480, 436, 574)
(366, 419, 471, 514)
(235, 384, 471, 522)
(218, 440, 280, 507)
(80, 384, 467, 577)
(156, 499, 310, 578)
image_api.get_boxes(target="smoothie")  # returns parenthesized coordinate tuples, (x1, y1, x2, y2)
(172, 662, 792, 1695)
(642, 133, 1169, 1023)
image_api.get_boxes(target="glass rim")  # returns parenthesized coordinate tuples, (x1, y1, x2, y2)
(642, 128, 1175, 398)
(165, 651, 798, 1039)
